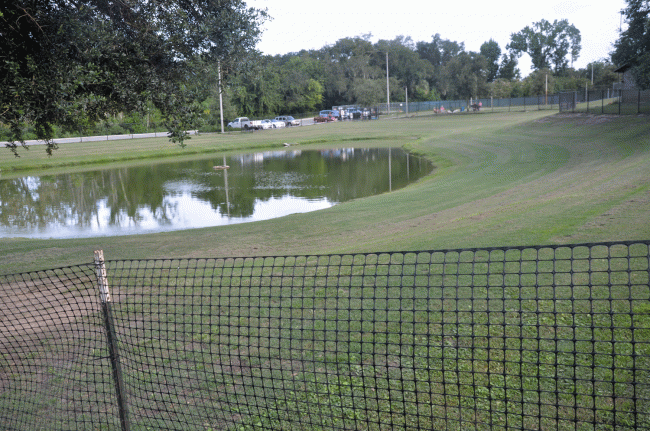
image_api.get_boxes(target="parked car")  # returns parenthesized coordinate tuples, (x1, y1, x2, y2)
(275, 115, 300, 127)
(270, 119, 286, 128)
(227, 117, 264, 130)
(348, 109, 362, 119)
(318, 110, 338, 121)
(260, 119, 274, 129)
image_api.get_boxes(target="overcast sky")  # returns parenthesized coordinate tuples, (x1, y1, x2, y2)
(246, 0, 628, 76)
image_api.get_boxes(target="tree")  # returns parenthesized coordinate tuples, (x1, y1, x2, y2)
(0, 0, 267, 155)
(416, 34, 465, 91)
(480, 39, 501, 82)
(523, 68, 554, 96)
(580, 60, 619, 88)
(279, 57, 324, 113)
(351, 79, 386, 106)
(375, 37, 434, 101)
(508, 19, 581, 75)
(440, 52, 488, 100)
(612, 0, 650, 89)
(498, 53, 521, 80)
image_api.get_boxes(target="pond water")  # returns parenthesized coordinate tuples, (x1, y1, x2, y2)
(0, 148, 433, 238)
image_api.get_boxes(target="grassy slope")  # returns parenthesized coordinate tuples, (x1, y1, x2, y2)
(1, 111, 649, 274)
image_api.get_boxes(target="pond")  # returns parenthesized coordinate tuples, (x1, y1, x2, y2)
(0, 147, 433, 238)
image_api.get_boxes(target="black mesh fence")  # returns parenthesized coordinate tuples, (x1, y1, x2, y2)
(559, 89, 650, 114)
(2, 241, 650, 430)
(370, 94, 560, 116)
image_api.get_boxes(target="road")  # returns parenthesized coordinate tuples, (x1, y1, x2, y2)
(1, 130, 199, 147)
(0, 117, 345, 148)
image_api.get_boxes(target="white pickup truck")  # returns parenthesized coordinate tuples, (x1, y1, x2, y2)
(227, 117, 266, 130)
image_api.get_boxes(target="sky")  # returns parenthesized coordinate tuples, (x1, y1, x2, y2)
(245, 0, 628, 77)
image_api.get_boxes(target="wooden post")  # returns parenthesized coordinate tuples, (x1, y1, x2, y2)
(94, 250, 130, 431)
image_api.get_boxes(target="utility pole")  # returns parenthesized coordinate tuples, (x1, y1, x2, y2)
(405, 87, 408, 116)
(218, 61, 225, 134)
(386, 52, 390, 115)
(545, 74, 548, 105)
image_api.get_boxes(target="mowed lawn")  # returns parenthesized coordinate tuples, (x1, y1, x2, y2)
(1, 110, 649, 273)
(1, 110, 650, 431)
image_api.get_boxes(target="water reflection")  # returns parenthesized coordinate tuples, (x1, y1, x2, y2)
(0, 148, 432, 238)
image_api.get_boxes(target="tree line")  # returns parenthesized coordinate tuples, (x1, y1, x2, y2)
(2, 0, 648, 154)
(214, 23, 619, 122)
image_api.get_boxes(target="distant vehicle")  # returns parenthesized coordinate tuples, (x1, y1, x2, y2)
(318, 110, 339, 121)
(260, 119, 274, 129)
(227, 117, 264, 130)
(275, 115, 300, 126)
(270, 119, 286, 128)
(348, 109, 362, 119)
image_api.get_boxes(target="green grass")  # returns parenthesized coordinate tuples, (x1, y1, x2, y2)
(1, 110, 649, 274)
(2, 245, 649, 430)
(2, 110, 650, 429)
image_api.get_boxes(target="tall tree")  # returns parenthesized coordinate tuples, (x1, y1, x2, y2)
(507, 19, 581, 75)
(612, 0, 650, 89)
(376, 36, 434, 101)
(480, 39, 501, 82)
(578, 61, 619, 88)
(0, 0, 267, 155)
(440, 52, 488, 100)
(416, 34, 465, 95)
(498, 53, 521, 80)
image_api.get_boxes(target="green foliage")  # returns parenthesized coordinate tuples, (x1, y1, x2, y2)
(480, 39, 501, 82)
(612, 0, 650, 89)
(508, 19, 582, 75)
(225, 33, 500, 117)
(498, 53, 520, 80)
(350, 79, 386, 106)
(0, 0, 267, 155)
(439, 52, 489, 100)
(488, 79, 515, 99)
(416, 34, 466, 92)
(579, 60, 619, 88)
(522, 69, 554, 95)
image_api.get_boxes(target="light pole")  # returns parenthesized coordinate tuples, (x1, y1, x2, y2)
(218, 61, 225, 134)
(386, 52, 390, 115)
(405, 86, 408, 116)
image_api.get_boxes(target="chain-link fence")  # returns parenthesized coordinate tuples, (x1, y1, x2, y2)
(2, 241, 650, 430)
(368, 94, 560, 117)
(559, 89, 650, 115)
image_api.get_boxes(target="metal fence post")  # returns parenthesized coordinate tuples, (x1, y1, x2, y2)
(94, 250, 131, 431)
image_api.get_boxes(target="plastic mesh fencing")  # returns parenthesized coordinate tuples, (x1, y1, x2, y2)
(1, 241, 650, 430)
(0, 265, 120, 430)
